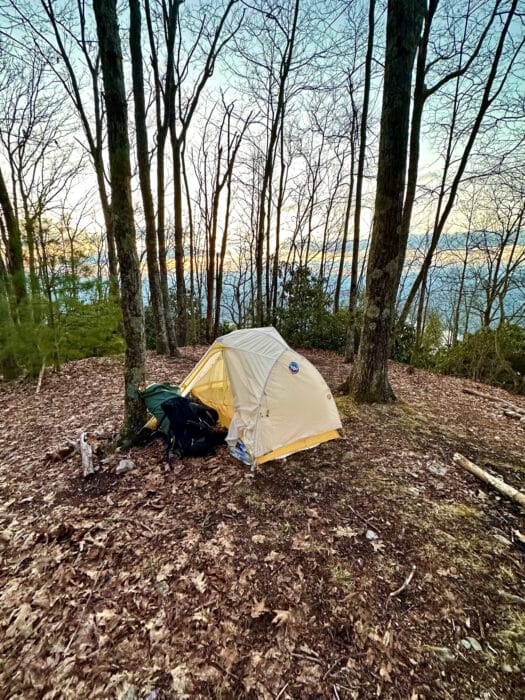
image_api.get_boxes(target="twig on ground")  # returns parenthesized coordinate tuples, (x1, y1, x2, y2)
(389, 564, 416, 598)
(346, 504, 381, 533)
(208, 659, 240, 681)
(333, 685, 341, 700)
(291, 651, 324, 665)
(275, 682, 289, 700)
(63, 562, 106, 657)
(323, 656, 346, 680)
(498, 589, 525, 604)
(110, 517, 156, 535)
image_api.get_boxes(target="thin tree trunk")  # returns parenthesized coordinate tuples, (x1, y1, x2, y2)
(171, 138, 187, 344)
(94, 0, 146, 441)
(0, 167, 27, 313)
(0, 229, 19, 378)
(181, 142, 197, 343)
(214, 167, 233, 339)
(144, 0, 180, 356)
(271, 124, 287, 321)
(333, 143, 354, 315)
(206, 177, 220, 342)
(345, 0, 375, 360)
(256, 0, 299, 326)
(129, 0, 167, 354)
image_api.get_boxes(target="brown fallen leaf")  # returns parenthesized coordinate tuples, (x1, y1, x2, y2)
(272, 609, 292, 627)
(371, 540, 385, 552)
(380, 661, 393, 682)
(192, 571, 207, 593)
(250, 598, 269, 618)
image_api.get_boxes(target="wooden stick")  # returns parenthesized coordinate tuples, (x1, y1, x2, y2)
(276, 683, 289, 700)
(36, 361, 46, 394)
(389, 564, 416, 598)
(462, 387, 525, 416)
(453, 453, 525, 508)
(63, 562, 105, 656)
(503, 409, 525, 421)
(80, 432, 95, 477)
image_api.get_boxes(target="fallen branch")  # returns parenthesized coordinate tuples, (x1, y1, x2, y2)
(36, 360, 46, 394)
(346, 504, 381, 533)
(462, 387, 525, 416)
(503, 409, 525, 421)
(389, 564, 416, 598)
(453, 453, 525, 508)
(63, 561, 106, 657)
(291, 651, 323, 665)
(80, 432, 95, 477)
(45, 439, 77, 464)
(275, 683, 289, 700)
(498, 589, 525, 605)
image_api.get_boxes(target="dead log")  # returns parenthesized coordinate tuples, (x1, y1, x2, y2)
(462, 387, 525, 416)
(453, 453, 525, 509)
(80, 432, 95, 477)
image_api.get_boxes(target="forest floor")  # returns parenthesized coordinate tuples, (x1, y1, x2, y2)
(0, 348, 524, 700)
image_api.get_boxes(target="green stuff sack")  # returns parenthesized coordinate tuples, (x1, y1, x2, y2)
(139, 382, 181, 436)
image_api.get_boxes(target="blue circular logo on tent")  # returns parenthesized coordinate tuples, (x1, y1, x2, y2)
(289, 361, 299, 374)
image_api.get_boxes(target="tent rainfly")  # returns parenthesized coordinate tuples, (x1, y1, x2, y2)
(180, 327, 342, 467)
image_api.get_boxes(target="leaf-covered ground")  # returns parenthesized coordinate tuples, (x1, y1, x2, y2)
(1, 348, 524, 699)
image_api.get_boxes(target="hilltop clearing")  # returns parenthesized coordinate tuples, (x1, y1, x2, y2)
(0, 349, 524, 699)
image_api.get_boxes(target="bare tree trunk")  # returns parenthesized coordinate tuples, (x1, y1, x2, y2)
(214, 167, 233, 339)
(206, 166, 220, 342)
(345, 0, 375, 361)
(270, 124, 287, 322)
(0, 221, 19, 378)
(144, 0, 180, 357)
(93, 0, 146, 441)
(181, 141, 197, 343)
(0, 166, 27, 313)
(348, 0, 424, 403)
(171, 138, 187, 344)
(129, 0, 167, 354)
(255, 0, 300, 326)
(333, 126, 355, 315)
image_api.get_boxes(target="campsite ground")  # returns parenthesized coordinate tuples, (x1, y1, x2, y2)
(0, 348, 524, 700)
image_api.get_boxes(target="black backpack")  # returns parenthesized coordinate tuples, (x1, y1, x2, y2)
(160, 396, 226, 465)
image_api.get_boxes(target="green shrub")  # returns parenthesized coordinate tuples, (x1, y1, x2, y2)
(437, 323, 525, 394)
(0, 280, 123, 378)
(57, 297, 123, 361)
(275, 266, 350, 352)
(391, 319, 416, 364)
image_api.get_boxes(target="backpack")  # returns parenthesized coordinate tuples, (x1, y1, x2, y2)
(160, 396, 226, 465)
(138, 382, 181, 436)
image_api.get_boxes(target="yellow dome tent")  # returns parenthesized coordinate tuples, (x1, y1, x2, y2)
(180, 327, 342, 467)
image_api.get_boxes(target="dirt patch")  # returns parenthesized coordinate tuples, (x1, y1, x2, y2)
(0, 349, 524, 699)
